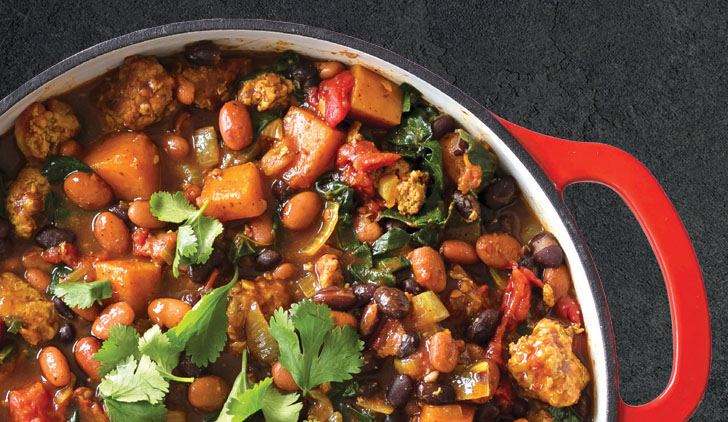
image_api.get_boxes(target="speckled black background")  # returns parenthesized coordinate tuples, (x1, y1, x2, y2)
(0, 1, 724, 420)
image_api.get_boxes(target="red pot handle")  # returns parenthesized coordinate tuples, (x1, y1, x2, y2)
(492, 114, 711, 422)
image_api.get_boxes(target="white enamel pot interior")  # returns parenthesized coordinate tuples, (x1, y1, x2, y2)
(0, 20, 616, 422)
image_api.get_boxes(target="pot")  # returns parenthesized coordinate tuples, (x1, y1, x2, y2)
(0, 19, 709, 422)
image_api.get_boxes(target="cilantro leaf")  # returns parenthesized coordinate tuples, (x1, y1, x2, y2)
(227, 377, 273, 421)
(268, 300, 364, 395)
(3, 317, 24, 334)
(138, 325, 191, 382)
(167, 268, 238, 367)
(104, 398, 167, 422)
(218, 351, 301, 422)
(262, 386, 303, 422)
(53, 280, 112, 309)
(149, 191, 197, 223)
(99, 355, 168, 404)
(150, 191, 224, 277)
(41, 155, 93, 184)
(94, 325, 141, 377)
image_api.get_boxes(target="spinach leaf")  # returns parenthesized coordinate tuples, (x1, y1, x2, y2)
(49, 265, 73, 293)
(239, 50, 302, 95)
(315, 174, 355, 216)
(42, 155, 93, 184)
(228, 233, 260, 264)
(376, 256, 410, 274)
(549, 405, 582, 422)
(3, 317, 24, 334)
(371, 228, 410, 255)
(456, 129, 496, 191)
(386, 106, 437, 154)
(399, 83, 422, 113)
(0, 343, 17, 363)
(44, 191, 70, 221)
(251, 110, 284, 135)
(410, 227, 440, 247)
(329, 381, 375, 422)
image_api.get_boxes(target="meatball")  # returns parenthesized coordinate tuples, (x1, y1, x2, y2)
(507, 318, 590, 407)
(226, 278, 292, 354)
(0, 272, 58, 346)
(314, 254, 344, 289)
(96, 55, 175, 131)
(14, 99, 80, 161)
(179, 57, 252, 109)
(237, 72, 294, 111)
(6, 167, 50, 238)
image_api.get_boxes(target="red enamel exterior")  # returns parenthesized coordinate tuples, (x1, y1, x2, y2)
(493, 115, 711, 422)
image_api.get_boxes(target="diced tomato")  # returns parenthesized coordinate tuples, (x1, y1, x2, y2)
(420, 404, 475, 422)
(41, 242, 80, 267)
(336, 140, 400, 196)
(317, 71, 355, 127)
(368, 318, 405, 358)
(556, 295, 583, 325)
(7, 382, 61, 422)
(493, 376, 513, 413)
(132, 228, 176, 264)
(306, 86, 319, 108)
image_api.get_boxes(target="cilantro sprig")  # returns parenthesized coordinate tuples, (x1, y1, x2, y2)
(149, 191, 224, 277)
(268, 300, 364, 395)
(53, 280, 112, 309)
(217, 351, 302, 422)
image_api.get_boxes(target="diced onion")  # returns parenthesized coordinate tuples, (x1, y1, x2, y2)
(411, 290, 450, 331)
(300, 201, 339, 256)
(192, 126, 220, 169)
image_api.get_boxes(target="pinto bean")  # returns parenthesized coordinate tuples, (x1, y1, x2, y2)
(91, 302, 135, 340)
(272, 361, 300, 391)
(427, 331, 459, 373)
(219, 101, 253, 150)
(127, 200, 166, 229)
(439, 240, 478, 264)
(74, 337, 102, 381)
(59, 140, 82, 157)
(39, 346, 71, 387)
(271, 263, 298, 280)
(148, 298, 191, 329)
(354, 215, 383, 243)
(63, 172, 113, 210)
(316, 61, 345, 80)
(93, 212, 132, 255)
(331, 311, 358, 329)
(475, 233, 521, 269)
(161, 133, 190, 160)
(407, 247, 447, 293)
(183, 184, 202, 203)
(530, 232, 564, 268)
(248, 214, 275, 245)
(359, 303, 380, 337)
(281, 191, 322, 231)
(188, 375, 229, 412)
(176, 75, 195, 105)
(313, 286, 356, 311)
(25, 268, 50, 293)
(543, 265, 571, 305)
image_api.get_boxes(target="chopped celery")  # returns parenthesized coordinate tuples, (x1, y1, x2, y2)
(410, 290, 450, 331)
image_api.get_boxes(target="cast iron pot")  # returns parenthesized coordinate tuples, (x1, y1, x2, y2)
(0, 19, 710, 422)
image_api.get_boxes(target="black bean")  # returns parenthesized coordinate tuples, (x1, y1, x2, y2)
(374, 287, 410, 319)
(358, 379, 380, 397)
(574, 394, 591, 419)
(181, 292, 201, 307)
(352, 283, 377, 306)
(401, 278, 425, 295)
(431, 114, 455, 140)
(107, 201, 131, 225)
(518, 255, 541, 276)
(271, 179, 296, 201)
(359, 350, 381, 374)
(451, 191, 481, 222)
(482, 176, 519, 210)
(382, 219, 409, 233)
(56, 323, 75, 343)
(386, 374, 414, 407)
(184, 41, 221, 66)
(510, 398, 528, 417)
(255, 249, 282, 272)
(52, 296, 76, 320)
(396, 331, 420, 358)
(530, 232, 564, 268)
(291, 61, 320, 88)
(475, 402, 500, 422)
(188, 248, 226, 283)
(384, 410, 406, 422)
(34, 225, 76, 249)
(0, 238, 11, 256)
(453, 133, 469, 156)
(466, 308, 499, 344)
(417, 382, 456, 405)
(313, 286, 356, 310)
(177, 354, 203, 378)
(0, 219, 11, 238)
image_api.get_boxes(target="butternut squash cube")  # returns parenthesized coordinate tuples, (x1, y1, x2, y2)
(348, 64, 403, 127)
(197, 162, 267, 221)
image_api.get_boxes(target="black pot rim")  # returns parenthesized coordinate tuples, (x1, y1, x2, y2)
(0, 18, 617, 420)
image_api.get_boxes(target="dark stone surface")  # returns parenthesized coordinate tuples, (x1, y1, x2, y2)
(0, 1, 724, 419)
